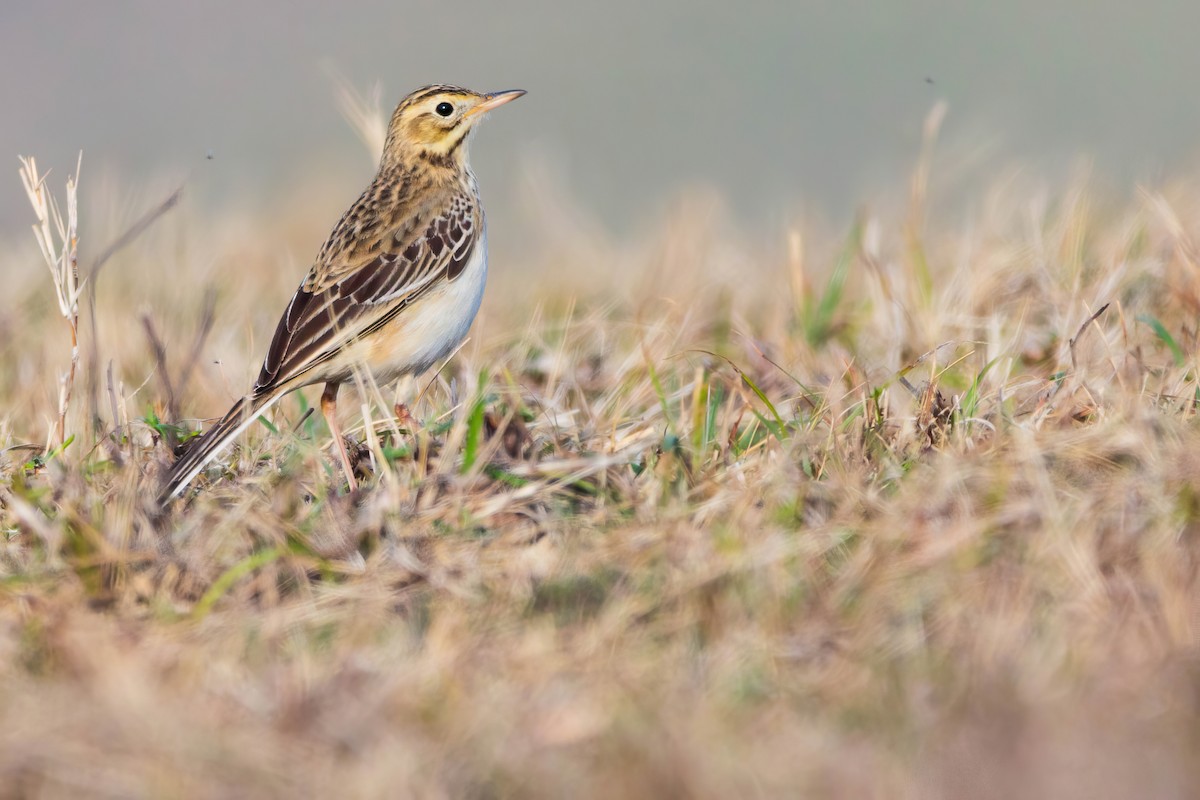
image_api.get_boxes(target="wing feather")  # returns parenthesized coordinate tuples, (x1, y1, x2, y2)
(253, 195, 479, 395)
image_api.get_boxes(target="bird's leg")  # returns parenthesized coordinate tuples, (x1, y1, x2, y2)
(394, 402, 415, 429)
(321, 382, 358, 492)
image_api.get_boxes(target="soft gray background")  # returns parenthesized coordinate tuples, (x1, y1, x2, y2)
(3, 1, 1199, 241)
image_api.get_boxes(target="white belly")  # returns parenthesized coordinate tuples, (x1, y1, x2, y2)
(351, 225, 489, 384)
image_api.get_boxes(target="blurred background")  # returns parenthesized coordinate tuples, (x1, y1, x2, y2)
(4, 0, 1200, 250)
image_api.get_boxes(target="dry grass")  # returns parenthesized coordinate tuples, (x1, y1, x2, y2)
(4, 134, 1200, 798)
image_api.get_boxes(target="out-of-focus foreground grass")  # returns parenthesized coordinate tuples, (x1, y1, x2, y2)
(3, 139, 1200, 798)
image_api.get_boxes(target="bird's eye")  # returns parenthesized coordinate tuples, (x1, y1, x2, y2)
(435, 102, 454, 117)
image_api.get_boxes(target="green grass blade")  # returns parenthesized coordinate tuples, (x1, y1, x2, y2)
(806, 221, 860, 346)
(961, 356, 1002, 419)
(739, 371, 787, 440)
(1138, 315, 1187, 367)
(461, 394, 486, 474)
(192, 546, 286, 620)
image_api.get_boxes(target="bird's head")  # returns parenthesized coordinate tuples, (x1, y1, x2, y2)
(383, 84, 525, 171)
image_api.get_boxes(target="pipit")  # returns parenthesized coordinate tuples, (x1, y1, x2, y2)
(160, 84, 525, 503)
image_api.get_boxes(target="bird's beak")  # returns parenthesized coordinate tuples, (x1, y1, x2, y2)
(466, 89, 526, 117)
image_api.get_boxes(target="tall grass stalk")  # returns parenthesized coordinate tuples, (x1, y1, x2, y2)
(18, 154, 82, 451)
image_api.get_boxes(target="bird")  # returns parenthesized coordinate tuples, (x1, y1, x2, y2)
(160, 84, 525, 503)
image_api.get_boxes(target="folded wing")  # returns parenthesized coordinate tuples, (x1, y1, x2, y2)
(253, 194, 478, 396)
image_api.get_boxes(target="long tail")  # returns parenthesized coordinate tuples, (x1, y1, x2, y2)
(159, 392, 283, 504)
